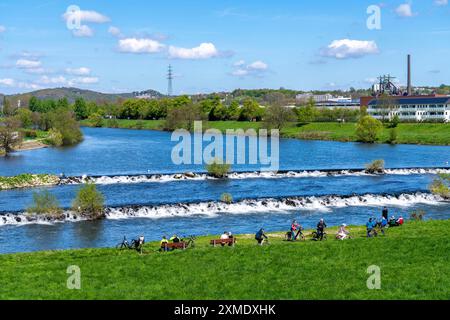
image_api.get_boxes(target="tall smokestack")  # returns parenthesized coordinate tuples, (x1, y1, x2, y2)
(407, 54, 412, 96)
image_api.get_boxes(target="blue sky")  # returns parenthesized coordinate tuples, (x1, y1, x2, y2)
(0, 0, 449, 95)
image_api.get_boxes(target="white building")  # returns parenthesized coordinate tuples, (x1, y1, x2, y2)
(365, 95, 450, 122)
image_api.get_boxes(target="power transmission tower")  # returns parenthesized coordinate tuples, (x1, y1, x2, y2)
(167, 65, 173, 97)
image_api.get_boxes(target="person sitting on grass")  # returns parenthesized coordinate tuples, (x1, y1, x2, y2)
(397, 215, 404, 226)
(220, 231, 233, 246)
(160, 236, 170, 251)
(388, 216, 398, 227)
(366, 218, 378, 238)
(336, 223, 350, 240)
(255, 228, 268, 246)
(170, 234, 181, 243)
(316, 219, 327, 240)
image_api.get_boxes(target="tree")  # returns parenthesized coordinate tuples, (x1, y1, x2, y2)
(226, 100, 240, 120)
(2, 97, 14, 116)
(16, 108, 33, 128)
(74, 98, 88, 120)
(296, 98, 317, 123)
(263, 105, 296, 130)
(164, 103, 203, 131)
(49, 110, 83, 146)
(356, 116, 383, 143)
(72, 183, 105, 219)
(239, 99, 264, 121)
(0, 117, 23, 155)
(88, 112, 104, 127)
(378, 94, 397, 122)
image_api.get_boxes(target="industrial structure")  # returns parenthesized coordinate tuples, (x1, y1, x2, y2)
(361, 55, 450, 122)
(167, 65, 173, 97)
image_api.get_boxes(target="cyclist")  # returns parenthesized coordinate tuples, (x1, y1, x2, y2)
(316, 219, 327, 240)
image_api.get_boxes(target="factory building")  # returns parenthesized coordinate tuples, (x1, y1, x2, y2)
(361, 95, 450, 122)
(360, 55, 450, 122)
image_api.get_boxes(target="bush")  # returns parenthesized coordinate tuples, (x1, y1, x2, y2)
(49, 110, 83, 146)
(389, 115, 400, 128)
(23, 129, 38, 139)
(45, 128, 63, 147)
(88, 113, 104, 127)
(365, 159, 385, 174)
(220, 193, 233, 204)
(27, 190, 62, 216)
(429, 174, 450, 199)
(387, 128, 398, 144)
(72, 183, 105, 219)
(356, 116, 383, 143)
(206, 159, 231, 178)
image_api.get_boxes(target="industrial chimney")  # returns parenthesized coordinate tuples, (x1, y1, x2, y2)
(407, 54, 412, 96)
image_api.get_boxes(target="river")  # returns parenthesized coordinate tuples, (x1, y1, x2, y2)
(0, 127, 449, 254)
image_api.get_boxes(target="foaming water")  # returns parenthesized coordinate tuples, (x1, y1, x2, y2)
(59, 168, 450, 186)
(1, 192, 444, 227)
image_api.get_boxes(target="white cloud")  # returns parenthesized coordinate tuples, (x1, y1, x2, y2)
(66, 67, 91, 76)
(231, 69, 249, 77)
(0, 25, 5, 33)
(72, 25, 94, 37)
(118, 38, 165, 53)
(230, 60, 269, 77)
(434, 0, 448, 6)
(38, 75, 67, 85)
(62, 10, 110, 24)
(233, 60, 246, 67)
(16, 59, 42, 69)
(247, 60, 268, 71)
(24, 67, 47, 74)
(168, 42, 219, 60)
(320, 39, 379, 59)
(108, 26, 123, 38)
(395, 3, 415, 17)
(72, 77, 99, 84)
(0, 78, 15, 86)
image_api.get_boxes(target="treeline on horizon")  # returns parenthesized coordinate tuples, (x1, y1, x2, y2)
(20, 94, 364, 130)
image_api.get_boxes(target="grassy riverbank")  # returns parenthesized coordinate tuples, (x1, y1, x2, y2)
(80, 119, 450, 145)
(1, 219, 449, 300)
(0, 174, 59, 190)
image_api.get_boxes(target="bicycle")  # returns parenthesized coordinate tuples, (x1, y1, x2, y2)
(116, 236, 144, 252)
(182, 235, 196, 248)
(311, 230, 327, 241)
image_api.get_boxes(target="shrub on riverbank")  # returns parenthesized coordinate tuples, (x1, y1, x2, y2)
(356, 116, 383, 143)
(27, 190, 62, 217)
(72, 183, 105, 219)
(45, 128, 63, 147)
(206, 160, 231, 178)
(0, 174, 60, 190)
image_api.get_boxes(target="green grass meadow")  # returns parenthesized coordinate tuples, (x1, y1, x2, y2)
(1, 220, 449, 300)
(81, 119, 450, 146)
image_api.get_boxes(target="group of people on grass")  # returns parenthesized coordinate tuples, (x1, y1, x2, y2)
(159, 234, 181, 251)
(366, 207, 404, 238)
(154, 207, 406, 249)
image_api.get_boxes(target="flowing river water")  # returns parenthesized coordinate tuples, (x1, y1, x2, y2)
(0, 127, 449, 254)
